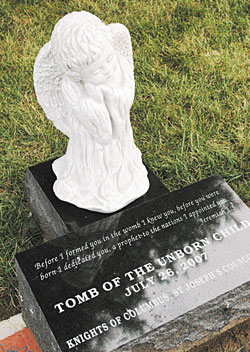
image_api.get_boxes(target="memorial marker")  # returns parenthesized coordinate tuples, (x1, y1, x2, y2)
(16, 175, 250, 351)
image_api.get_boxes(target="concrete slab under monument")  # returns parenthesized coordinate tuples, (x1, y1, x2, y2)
(16, 175, 250, 352)
(24, 159, 168, 241)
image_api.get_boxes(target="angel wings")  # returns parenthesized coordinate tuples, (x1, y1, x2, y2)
(34, 22, 134, 143)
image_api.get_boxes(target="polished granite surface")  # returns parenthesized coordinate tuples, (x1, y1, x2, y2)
(27, 159, 168, 233)
(16, 175, 250, 351)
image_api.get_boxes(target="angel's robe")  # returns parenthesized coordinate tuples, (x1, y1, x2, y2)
(52, 56, 149, 212)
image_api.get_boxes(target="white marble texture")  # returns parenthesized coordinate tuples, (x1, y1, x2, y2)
(34, 11, 149, 213)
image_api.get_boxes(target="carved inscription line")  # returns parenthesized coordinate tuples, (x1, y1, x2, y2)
(34, 189, 235, 281)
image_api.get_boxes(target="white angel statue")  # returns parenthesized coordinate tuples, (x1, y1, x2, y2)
(34, 11, 149, 213)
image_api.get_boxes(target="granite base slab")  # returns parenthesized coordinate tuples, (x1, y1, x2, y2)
(24, 159, 168, 241)
(16, 175, 250, 351)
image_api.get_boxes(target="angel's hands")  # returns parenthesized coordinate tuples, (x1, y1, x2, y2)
(100, 85, 129, 139)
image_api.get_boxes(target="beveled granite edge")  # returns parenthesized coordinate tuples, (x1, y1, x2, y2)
(24, 168, 69, 241)
(15, 258, 61, 351)
(114, 281, 250, 351)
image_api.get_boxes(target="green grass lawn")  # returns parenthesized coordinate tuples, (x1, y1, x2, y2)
(1, 0, 250, 350)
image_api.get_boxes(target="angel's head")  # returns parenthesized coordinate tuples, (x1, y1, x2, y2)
(51, 11, 117, 84)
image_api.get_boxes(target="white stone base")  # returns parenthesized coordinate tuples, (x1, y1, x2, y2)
(0, 314, 25, 340)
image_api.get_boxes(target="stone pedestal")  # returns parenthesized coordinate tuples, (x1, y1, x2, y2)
(25, 159, 168, 241)
(16, 175, 250, 352)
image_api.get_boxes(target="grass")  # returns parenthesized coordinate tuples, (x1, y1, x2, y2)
(0, 0, 250, 350)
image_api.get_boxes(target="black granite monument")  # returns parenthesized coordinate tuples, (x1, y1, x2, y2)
(16, 175, 250, 351)
(25, 159, 168, 241)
